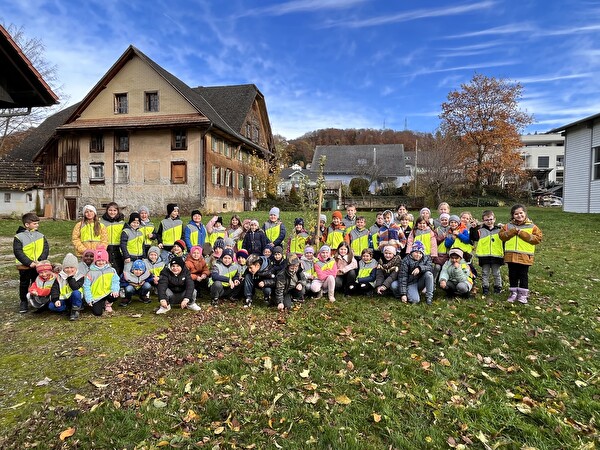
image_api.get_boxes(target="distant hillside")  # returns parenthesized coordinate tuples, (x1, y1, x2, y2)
(283, 128, 433, 167)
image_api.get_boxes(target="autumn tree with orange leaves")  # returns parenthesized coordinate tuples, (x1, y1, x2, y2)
(439, 74, 533, 194)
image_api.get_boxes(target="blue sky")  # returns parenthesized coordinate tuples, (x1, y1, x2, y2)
(3, 0, 600, 139)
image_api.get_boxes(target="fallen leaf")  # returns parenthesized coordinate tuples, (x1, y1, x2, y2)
(530, 370, 541, 378)
(74, 394, 86, 402)
(89, 380, 109, 389)
(214, 426, 225, 435)
(263, 356, 273, 371)
(130, 313, 142, 318)
(153, 399, 167, 408)
(59, 427, 75, 441)
(300, 369, 310, 378)
(183, 409, 199, 422)
(335, 394, 352, 405)
(440, 358, 451, 367)
(373, 413, 382, 423)
(574, 380, 588, 388)
(184, 382, 193, 394)
(36, 377, 52, 386)
(305, 393, 320, 404)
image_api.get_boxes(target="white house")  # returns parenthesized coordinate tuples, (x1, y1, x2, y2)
(519, 133, 565, 186)
(550, 114, 600, 213)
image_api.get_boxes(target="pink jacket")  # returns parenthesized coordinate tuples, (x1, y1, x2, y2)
(315, 254, 338, 280)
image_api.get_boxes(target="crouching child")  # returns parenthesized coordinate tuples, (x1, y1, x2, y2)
(242, 253, 275, 307)
(121, 259, 152, 306)
(26, 260, 57, 311)
(347, 248, 378, 296)
(209, 249, 242, 307)
(398, 241, 434, 305)
(439, 248, 473, 298)
(274, 254, 308, 310)
(50, 253, 84, 320)
(156, 256, 200, 314)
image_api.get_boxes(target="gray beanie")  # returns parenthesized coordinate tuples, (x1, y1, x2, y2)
(62, 253, 79, 269)
(148, 246, 161, 258)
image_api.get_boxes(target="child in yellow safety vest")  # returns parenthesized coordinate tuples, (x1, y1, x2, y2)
(498, 204, 542, 304)
(83, 247, 120, 316)
(347, 248, 378, 296)
(263, 207, 287, 249)
(471, 210, 504, 295)
(101, 202, 125, 275)
(288, 218, 309, 257)
(26, 260, 57, 311)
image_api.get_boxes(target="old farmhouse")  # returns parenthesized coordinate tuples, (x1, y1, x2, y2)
(32, 45, 273, 219)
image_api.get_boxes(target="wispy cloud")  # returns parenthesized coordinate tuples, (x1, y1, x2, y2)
(322, 1, 496, 28)
(518, 73, 594, 84)
(447, 22, 535, 38)
(237, 0, 367, 18)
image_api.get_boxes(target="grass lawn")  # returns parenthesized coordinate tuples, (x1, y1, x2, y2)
(0, 207, 598, 449)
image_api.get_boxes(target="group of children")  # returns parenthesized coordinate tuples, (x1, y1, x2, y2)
(13, 201, 542, 319)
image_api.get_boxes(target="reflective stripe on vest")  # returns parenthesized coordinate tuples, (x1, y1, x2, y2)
(349, 228, 370, 255)
(476, 228, 504, 258)
(124, 228, 145, 258)
(80, 223, 104, 246)
(504, 223, 536, 255)
(101, 220, 124, 246)
(15, 230, 45, 264)
(161, 219, 183, 246)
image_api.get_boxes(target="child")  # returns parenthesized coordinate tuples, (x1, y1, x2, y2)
(83, 247, 120, 315)
(169, 239, 187, 262)
(407, 217, 438, 258)
(310, 213, 327, 248)
(263, 243, 274, 259)
(398, 241, 434, 305)
(209, 248, 242, 307)
(374, 245, 402, 298)
(300, 246, 317, 293)
(183, 210, 207, 251)
(369, 212, 385, 260)
(439, 248, 473, 298)
(334, 242, 357, 295)
(236, 249, 249, 276)
(120, 212, 145, 265)
(419, 207, 434, 228)
(472, 210, 504, 295)
(345, 215, 370, 262)
(313, 245, 338, 302)
(244, 253, 276, 307)
(156, 203, 183, 262)
(26, 260, 57, 311)
(157, 256, 200, 314)
(433, 213, 451, 280)
(271, 246, 286, 275)
(274, 254, 308, 310)
(138, 206, 155, 257)
(263, 207, 286, 249)
(342, 203, 357, 230)
(397, 214, 412, 258)
(51, 253, 84, 320)
(499, 204, 543, 304)
(121, 259, 152, 306)
(100, 202, 125, 274)
(72, 204, 108, 256)
(444, 215, 473, 261)
(205, 238, 225, 269)
(14, 212, 49, 313)
(377, 210, 403, 252)
(78, 249, 95, 279)
(185, 245, 210, 296)
(347, 248, 378, 296)
(238, 219, 251, 251)
(395, 204, 414, 228)
(325, 211, 346, 253)
(226, 215, 244, 248)
(433, 202, 451, 228)
(242, 219, 268, 256)
(288, 218, 309, 257)
(144, 245, 166, 294)
(206, 215, 227, 246)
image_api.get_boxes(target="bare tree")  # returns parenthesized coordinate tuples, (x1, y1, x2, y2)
(0, 23, 64, 154)
(439, 74, 533, 194)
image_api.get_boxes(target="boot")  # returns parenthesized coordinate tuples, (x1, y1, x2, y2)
(19, 300, 29, 314)
(507, 287, 518, 303)
(517, 288, 529, 304)
(69, 309, 80, 321)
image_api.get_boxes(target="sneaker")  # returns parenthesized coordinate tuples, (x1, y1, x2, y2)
(119, 300, 131, 307)
(426, 298, 433, 305)
(244, 298, 253, 308)
(119, 288, 125, 298)
(211, 298, 219, 307)
(105, 304, 114, 313)
(19, 300, 28, 313)
(187, 302, 201, 312)
(69, 310, 80, 321)
(482, 286, 489, 295)
(156, 304, 171, 314)
(314, 290, 323, 299)
(140, 296, 151, 304)
(493, 286, 502, 294)
(328, 295, 336, 303)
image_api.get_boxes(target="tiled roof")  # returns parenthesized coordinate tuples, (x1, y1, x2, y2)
(194, 84, 258, 133)
(58, 114, 210, 130)
(0, 159, 43, 190)
(310, 144, 407, 177)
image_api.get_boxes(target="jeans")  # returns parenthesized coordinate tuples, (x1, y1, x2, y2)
(406, 272, 434, 303)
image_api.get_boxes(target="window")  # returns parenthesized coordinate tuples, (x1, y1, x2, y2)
(212, 166, 219, 185)
(593, 147, 600, 181)
(224, 143, 231, 158)
(115, 131, 129, 152)
(556, 155, 564, 168)
(253, 126, 260, 143)
(26, 193, 33, 202)
(538, 156, 549, 168)
(212, 138, 218, 152)
(357, 158, 367, 166)
(555, 171, 564, 184)
(248, 175, 253, 191)
(90, 133, 104, 152)
(4, 193, 11, 203)
(238, 173, 245, 190)
(90, 163, 104, 182)
(225, 169, 232, 187)
(171, 161, 187, 184)
(66, 164, 78, 183)
(115, 163, 129, 184)
(172, 129, 187, 150)
(246, 123, 251, 138)
(114, 93, 128, 114)
(144, 91, 159, 112)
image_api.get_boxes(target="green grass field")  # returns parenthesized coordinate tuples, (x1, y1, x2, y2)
(0, 207, 598, 449)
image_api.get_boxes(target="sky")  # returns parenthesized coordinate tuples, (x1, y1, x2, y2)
(3, 0, 600, 139)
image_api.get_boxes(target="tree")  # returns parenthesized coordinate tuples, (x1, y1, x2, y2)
(439, 74, 533, 193)
(0, 23, 62, 154)
(349, 177, 370, 196)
